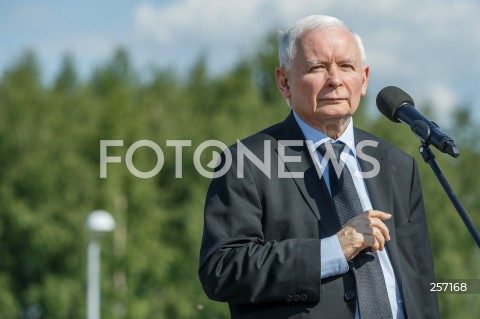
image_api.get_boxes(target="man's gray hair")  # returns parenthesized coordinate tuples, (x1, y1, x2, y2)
(278, 15, 366, 70)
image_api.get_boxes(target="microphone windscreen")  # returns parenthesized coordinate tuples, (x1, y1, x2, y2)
(376, 86, 415, 123)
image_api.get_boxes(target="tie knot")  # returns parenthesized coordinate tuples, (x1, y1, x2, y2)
(318, 141, 346, 160)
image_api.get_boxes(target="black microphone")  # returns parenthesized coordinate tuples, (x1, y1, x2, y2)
(376, 86, 460, 158)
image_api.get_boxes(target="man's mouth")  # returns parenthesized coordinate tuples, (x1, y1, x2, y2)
(319, 98, 348, 102)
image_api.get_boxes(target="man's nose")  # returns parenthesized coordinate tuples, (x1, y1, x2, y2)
(326, 66, 342, 88)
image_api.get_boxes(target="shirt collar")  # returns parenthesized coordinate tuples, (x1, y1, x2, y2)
(292, 110, 356, 157)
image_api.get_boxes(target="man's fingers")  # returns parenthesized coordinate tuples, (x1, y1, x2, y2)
(363, 234, 378, 251)
(338, 211, 393, 259)
(359, 227, 386, 251)
(363, 210, 392, 221)
(355, 210, 391, 241)
(347, 213, 391, 242)
(371, 227, 386, 250)
(368, 218, 391, 241)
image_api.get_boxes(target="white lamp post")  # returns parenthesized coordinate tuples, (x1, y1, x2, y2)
(86, 210, 116, 319)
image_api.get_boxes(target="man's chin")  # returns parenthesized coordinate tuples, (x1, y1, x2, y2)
(313, 106, 352, 120)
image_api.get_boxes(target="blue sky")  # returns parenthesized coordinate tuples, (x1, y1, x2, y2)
(2, 0, 480, 124)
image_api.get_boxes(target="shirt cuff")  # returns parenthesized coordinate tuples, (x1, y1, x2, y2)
(320, 235, 349, 279)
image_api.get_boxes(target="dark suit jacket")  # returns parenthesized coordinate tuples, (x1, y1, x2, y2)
(199, 112, 439, 319)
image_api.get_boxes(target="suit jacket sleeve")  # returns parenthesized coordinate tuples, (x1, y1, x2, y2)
(198, 146, 321, 304)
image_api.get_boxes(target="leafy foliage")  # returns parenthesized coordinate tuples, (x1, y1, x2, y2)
(0, 36, 478, 318)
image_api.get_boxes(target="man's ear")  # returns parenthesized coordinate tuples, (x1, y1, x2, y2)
(361, 65, 370, 96)
(275, 67, 291, 99)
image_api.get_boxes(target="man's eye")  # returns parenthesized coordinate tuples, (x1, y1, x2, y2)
(340, 64, 355, 71)
(310, 65, 326, 72)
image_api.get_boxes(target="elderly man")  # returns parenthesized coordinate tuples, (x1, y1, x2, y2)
(199, 15, 439, 319)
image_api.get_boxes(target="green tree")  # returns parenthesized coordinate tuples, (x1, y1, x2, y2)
(0, 34, 478, 319)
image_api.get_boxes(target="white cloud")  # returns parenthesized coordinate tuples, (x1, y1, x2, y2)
(128, 0, 480, 120)
(132, 0, 344, 73)
(2, 0, 480, 120)
(134, 1, 272, 46)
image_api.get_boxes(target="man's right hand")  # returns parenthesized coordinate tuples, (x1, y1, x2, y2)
(336, 210, 391, 261)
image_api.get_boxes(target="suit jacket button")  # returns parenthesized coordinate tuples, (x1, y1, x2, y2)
(285, 294, 293, 302)
(293, 294, 300, 302)
(344, 290, 355, 301)
(300, 293, 307, 301)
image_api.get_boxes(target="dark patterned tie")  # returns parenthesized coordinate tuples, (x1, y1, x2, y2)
(319, 141, 393, 319)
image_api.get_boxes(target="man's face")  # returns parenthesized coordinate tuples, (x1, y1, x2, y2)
(276, 27, 369, 133)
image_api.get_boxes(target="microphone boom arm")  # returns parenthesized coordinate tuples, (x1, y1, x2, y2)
(417, 141, 480, 249)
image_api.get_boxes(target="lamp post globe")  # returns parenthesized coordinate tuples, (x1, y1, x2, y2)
(86, 210, 116, 233)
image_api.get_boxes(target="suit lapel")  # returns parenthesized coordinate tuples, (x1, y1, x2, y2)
(275, 113, 340, 235)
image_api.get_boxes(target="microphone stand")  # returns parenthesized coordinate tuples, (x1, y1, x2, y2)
(412, 121, 480, 249)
